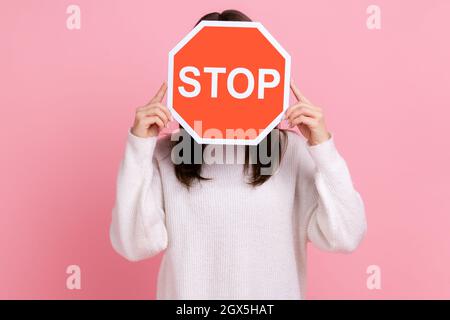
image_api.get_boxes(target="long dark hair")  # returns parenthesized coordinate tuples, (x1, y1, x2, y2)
(173, 9, 288, 188)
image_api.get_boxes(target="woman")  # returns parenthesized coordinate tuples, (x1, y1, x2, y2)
(110, 9, 366, 300)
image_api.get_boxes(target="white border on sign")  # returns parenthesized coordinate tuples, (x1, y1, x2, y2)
(167, 20, 291, 146)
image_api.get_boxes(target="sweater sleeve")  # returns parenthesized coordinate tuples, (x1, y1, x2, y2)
(109, 130, 168, 262)
(303, 135, 367, 253)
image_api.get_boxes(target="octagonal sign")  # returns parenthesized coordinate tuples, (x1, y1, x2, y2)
(167, 21, 291, 145)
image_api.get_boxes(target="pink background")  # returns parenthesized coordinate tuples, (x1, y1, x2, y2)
(1, 0, 450, 299)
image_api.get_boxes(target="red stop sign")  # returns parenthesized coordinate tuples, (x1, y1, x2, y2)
(167, 21, 291, 145)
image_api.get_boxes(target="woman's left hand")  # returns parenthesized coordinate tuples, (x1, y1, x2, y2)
(284, 81, 331, 146)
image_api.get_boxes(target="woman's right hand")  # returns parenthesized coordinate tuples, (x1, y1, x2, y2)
(131, 82, 173, 138)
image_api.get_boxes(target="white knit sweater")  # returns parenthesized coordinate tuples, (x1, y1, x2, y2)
(110, 129, 366, 299)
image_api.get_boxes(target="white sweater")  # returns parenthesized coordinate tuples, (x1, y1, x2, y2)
(110, 129, 366, 299)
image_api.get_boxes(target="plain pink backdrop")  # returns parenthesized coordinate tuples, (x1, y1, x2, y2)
(1, 0, 450, 299)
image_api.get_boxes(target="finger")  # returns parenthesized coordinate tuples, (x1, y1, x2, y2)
(138, 104, 171, 124)
(142, 116, 165, 129)
(285, 103, 308, 118)
(287, 106, 320, 122)
(149, 82, 168, 104)
(140, 107, 170, 125)
(138, 103, 173, 121)
(290, 115, 317, 128)
(154, 103, 173, 121)
(285, 102, 318, 119)
(290, 80, 312, 104)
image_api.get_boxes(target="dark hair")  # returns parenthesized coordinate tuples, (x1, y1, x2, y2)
(194, 9, 252, 26)
(173, 9, 287, 188)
